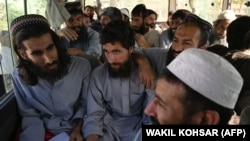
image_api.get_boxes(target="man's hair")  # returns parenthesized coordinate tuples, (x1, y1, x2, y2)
(131, 4, 147, 19)
(65, 1, 82, 13)
(227, 16, 250, 51)
(172, 9, 192, 20)
(145, 9, 158, 19)
(159, 68, 234, 124)
(84, 5, 94, 10)
(100, 20, 135, 49)
(65, 5, 83, 16)
(180, 14, 213, 47)
(12, 25, 70, 85)
(100, 7, 123, 21)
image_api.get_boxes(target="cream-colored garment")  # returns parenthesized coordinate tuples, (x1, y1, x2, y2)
(45, 0, 71, 28)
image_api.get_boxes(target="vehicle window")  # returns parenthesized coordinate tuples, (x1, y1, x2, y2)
(231, 0, 250, 16)
(176, 0, 223, 24)
(85, 0, 169, 22)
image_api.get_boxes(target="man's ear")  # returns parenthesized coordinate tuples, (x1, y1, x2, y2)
(191, 110, 220, 125)
(201, 110, 220, 125)
(18, 49, 28, 60)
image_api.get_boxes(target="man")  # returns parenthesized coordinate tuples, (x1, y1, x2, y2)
(209, 10, 236, 47)
(144, 9, 162, 33)
(82, 13, 92, 27)
(120, 8, 130, 24)
(99, 7, 123, 29)
(83, 20, 155, 141)
(159, 9, 192, 49)
(58, 2, 102, 60)
(143, 13, 213, 76)
(133, 48, 243, 140)
(10, 14, 91, 141)
(224, 16, 250, 115)
(83, 5, 98, 23)
(131, 4, 160, 47)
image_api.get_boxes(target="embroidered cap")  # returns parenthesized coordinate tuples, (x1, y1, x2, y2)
(167, 48, 243, 109)
(10, 14, 50, 35)
(184, 14, 213, 34)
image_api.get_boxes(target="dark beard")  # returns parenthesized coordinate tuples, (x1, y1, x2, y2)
(166, 48, 175, 66)
(150, 116, 160, 125)
(149, 114, 195, 125)
(26, 60, 61, 82)
(145, 23, 155, 29)
(134, 24, 146, 35)
(70, 25, 88, 46)
(108, 59, 132, 78)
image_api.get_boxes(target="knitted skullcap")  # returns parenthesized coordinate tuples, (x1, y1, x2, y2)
(10, 14, 50, 35)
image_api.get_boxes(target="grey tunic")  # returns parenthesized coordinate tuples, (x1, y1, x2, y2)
(62, 27, 102, 59)
(12, 56, 91, 141)
(83, 62, 155, 141)
(142, 48, 170, 77)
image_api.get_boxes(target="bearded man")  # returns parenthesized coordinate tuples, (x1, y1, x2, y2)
(11, 14, 91, 141)
(83, 20, 155, 141)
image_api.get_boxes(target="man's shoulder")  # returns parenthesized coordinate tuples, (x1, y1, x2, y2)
(143, 48, 169, 55)
(70, 56, 91, 68)
(87, 26, 99, 36)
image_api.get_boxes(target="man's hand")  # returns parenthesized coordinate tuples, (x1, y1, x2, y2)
(138, 60, 155, 89)
(69, 119, 84, 141)
(57, 28, 78, 41)
(132, 53, 155, 89)
(135, 33, 150, 48)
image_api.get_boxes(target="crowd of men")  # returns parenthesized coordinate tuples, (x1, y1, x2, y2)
(9, 1, 250, 141)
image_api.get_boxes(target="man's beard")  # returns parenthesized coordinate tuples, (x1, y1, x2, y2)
(71, 26, 82, 34)
(149, 114, 195, 125)
(150, 116, 160, 125)
(165, 48, 176, 66)
(70, 25, 88, 44)
(146, 23, 156, 29)
(108, 59, 132, 78)
(133, 24, 146, 35)
(27, 60, 61, 81)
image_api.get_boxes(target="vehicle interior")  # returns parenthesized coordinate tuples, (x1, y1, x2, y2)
(0, 0, 250, 140)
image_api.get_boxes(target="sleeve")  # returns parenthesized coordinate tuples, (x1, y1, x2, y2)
(152, 31, 160, 47)
(141, 88, 155, 125)
(159, 31, 167, 48)
(85, 28, 102, 59)
(133, 128, 142, 141)
(133, 45, 143, 55)
(73, 59, 91, 120)
(83, 69, 106, 137)
(11, 70, 45, 141)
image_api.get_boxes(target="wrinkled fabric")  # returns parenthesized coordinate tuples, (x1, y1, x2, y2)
(83, 62, 155, 141)
(12, 56, 91, 141)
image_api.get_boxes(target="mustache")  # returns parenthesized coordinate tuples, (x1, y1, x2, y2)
(110, 62, 120, 66)
(44, 61, 58, 69)
(146, 23, 155, 28)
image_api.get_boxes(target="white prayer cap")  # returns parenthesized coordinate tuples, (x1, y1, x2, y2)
(216, 10, 236, 21)
(120, 8, 130, 18)
(167, 48, 243, 109)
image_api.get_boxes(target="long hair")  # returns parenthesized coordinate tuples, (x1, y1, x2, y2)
(12, 26, 71, 85)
